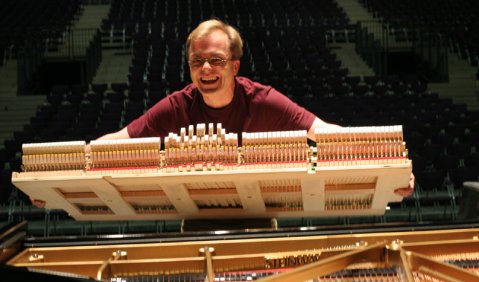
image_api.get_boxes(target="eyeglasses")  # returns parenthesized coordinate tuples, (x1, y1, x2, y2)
(188, 57, 230, 68)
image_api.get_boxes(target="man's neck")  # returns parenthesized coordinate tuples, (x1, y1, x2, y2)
(200, 80, 236, 108)
(202, 91, 234, 108)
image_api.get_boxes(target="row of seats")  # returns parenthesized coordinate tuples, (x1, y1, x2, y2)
(3, 79, 477, 186)
(0, 0, 82, 58)
(103, 0, 350, 30)
(1, 0, 478, 226)
(100, 0, 354, 48)
(360, 0, 479, 66)
(110, 0, 356, 102)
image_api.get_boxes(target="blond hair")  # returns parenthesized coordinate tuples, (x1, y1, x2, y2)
(186, 19, 243, 60)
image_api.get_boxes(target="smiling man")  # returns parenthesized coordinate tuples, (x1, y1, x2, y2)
(96, 19, 413, 195)
(187, 28, 239, 107)
(30, 19, 413, 209)
(97, 19, 339, 142)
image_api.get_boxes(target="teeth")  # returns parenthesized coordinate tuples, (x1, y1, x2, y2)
(202, 77, 218, 81)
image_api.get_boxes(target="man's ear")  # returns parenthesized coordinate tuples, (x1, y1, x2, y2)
(233, 60, 240, 75)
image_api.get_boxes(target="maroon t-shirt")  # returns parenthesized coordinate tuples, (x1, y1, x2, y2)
(127, 76, 316, 139)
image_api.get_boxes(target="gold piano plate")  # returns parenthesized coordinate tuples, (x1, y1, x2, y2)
(6, 227, 479, 281)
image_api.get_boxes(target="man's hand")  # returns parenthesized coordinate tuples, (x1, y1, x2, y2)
(394, 173, 415, 197)
(30, 197, 46, 208)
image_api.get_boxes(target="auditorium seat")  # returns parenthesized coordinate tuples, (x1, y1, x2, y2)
(463, 132, 479, 148)
(415, 143, 444, 162)
(65, 91, 84, 106)
(128, 67, 145, 85)
(110, 82, 128, 94)
(71, 84, 87, 96)
(465, 153, 479, 169)
(90, 83, 108, 95)
(447, 143, 471, 159)
(85, 90, 103, 106)
(421, 124, 442, 138)
(101, 101, 124, 121)
(351, 84, 369, 97)
(411, 154, 429, 174)
(0, 170, 14, 204)
(3, 139, 21, 161)
(433, 132, 455, 148)
(415, 169, 447, 192)
(0, 148, 7, 168)
(7, 152, 22, 171)
(448, 167, 479, 189)
(51, 84, 70, 96)
(381, 74, 400, 87)
(105, 89, 125, 103)
(128, 81, 147, 99)
(344, 76, 361, 87)
(95, 120, 121, 136)
(446, 123, 466, 137)
(363, 75, 380, 86)
(433, 155, 460, 171)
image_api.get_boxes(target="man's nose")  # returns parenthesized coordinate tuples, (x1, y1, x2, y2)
(201, 60, 213, 70)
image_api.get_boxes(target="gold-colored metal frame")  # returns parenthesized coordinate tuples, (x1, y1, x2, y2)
(7, 227, 479, 281)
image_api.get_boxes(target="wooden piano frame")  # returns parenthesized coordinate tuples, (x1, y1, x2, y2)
(12, 163, 411, 221)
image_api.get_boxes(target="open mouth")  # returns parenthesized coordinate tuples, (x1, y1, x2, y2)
(201, 77, 219, 84)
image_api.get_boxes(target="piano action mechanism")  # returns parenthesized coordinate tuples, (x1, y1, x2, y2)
(11, 124, 412, 221)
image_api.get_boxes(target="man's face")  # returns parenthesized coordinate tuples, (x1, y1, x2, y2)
(188, 30, 240, 104)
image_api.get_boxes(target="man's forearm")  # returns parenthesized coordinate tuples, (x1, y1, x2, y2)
(96, 127, 131, 141)
(307, 117, 341, 141)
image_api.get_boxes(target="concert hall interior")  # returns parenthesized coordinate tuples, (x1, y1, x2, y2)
(1, 0, 479, 281)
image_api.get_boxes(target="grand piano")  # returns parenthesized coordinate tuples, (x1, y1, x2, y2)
(2, 125, 479, 281)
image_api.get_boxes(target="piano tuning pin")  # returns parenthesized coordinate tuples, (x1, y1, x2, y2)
(355, 240, 367, 247)
(28, 253, 44, 262)
(389, 240, 403, 250)
(112, 250, 127, 258)
(199, 246, 215, 254)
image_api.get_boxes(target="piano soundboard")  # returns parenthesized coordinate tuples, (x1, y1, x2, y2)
(11, 124, 412, 221)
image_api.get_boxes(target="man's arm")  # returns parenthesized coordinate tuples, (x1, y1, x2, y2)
(307, 117, 341, 141)
(96, 127, 131, 141)
(84, 127, 131, 155)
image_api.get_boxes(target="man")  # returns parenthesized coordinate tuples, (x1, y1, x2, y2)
(98, 19, 338, 142)
(32, 19, 413, 208)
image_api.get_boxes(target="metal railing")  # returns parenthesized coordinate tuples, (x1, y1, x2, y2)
(412, 29, 449, 82)
(355, 20, 389, 76)
(44, 27, 100, 59)
(17, 28, 102, 94)
(355, 19, 448, 82)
